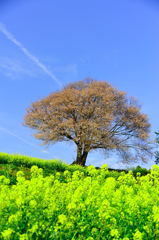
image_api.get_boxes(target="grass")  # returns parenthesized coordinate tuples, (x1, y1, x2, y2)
(0, 153, 93, 187)
(0, 161, 65, 189)
(1, 153, 159, 239)
(0, 153, 153, 191)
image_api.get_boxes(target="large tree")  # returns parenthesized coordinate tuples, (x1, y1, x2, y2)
(21, 77, 156, 167)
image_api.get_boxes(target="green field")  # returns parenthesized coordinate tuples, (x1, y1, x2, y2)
(0, 152, 159, 240)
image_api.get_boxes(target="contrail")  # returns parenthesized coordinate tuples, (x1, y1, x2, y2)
(0, 22, 63, 88)
(0, 127, 39, 149)
(0, 23, 64, 152)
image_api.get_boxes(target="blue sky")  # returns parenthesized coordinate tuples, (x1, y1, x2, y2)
(0, 0, 159, 170)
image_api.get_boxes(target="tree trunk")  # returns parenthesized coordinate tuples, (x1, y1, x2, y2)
(71, 144, 88, 166)
(80, 151, 88, 166)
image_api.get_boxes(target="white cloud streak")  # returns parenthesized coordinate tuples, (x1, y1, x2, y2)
(0, 22, 63, 87)
(0, 57, 34, 78)
(0, 127, 39, 149)
(53, 63, 77, 75)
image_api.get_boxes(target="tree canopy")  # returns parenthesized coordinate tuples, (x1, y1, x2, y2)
(21, 77, 156, 167)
